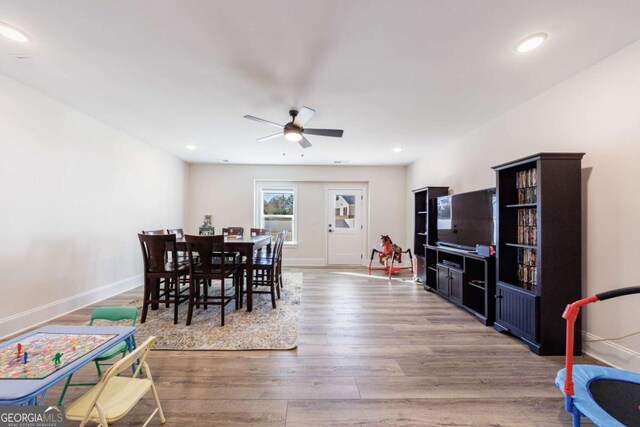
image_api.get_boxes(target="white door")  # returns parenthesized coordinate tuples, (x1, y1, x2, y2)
(327, 189, 363, 265)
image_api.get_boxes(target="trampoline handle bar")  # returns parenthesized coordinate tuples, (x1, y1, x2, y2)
(596, 285, 640, 301)
(562, 285, 640, 396)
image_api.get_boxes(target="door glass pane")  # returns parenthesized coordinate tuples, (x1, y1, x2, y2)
(335, 194, 356, 228)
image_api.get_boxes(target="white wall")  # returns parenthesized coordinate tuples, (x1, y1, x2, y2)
(187, 164, 406, 266)
(406, 40, 640, 370)
(0, 74, 188, 338)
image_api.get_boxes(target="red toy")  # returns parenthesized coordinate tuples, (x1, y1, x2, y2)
(368, 235, 414, 278)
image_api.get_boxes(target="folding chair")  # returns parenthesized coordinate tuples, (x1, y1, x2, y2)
(64, 336, 165, 427)
(58, 307, 138, 406)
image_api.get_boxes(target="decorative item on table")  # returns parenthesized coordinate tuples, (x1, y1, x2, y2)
(199, 214, 214, 235)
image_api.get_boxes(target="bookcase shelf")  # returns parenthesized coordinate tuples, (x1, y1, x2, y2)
(505, 203, 537, 208)
(412, 186, 449, 284)
(505, 243, 537, 249)
(493, 152, 584, 355)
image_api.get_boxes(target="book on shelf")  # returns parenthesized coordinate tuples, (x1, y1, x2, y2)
(516, 168, 537, 204)
(517, 208, 537, 245)
(516, 247, 537, 291)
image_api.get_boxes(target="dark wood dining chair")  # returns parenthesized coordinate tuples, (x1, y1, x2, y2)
(142, 229, 166, 235)
(166, 228, 184, 239)
(167, 228, 186, 261)
(246, 230, 286, 309)
(250, 228, 271, 254)
(184, 235, 243, 326)
(138, 233, 189, 324)
(250, 228, 271, 236)
(222, 227, 244, 238)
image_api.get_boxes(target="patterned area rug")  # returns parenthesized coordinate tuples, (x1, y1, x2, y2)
(128, 273, 301, 350)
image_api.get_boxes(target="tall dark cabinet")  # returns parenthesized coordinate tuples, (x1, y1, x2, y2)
(492, 153, 584, 355)
(412, 186, 449, 285)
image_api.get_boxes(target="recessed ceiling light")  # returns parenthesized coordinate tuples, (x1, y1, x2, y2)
(0, 22, 31, 43)
(515, 33, 548, 53)
(185, 144, 196, 150)
(392, 147, 403, 153)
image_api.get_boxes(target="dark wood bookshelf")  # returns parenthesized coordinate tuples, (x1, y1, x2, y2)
(493, 152, 584, 356)
(412, 186, 449, 284)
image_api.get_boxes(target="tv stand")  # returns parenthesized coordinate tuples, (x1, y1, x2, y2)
(425, 244, 496, 325)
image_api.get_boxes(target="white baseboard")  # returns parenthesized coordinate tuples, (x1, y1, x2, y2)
(283, 257, 326, 267)
(0, 275, 143, 340)
(582, 330, 640, 371)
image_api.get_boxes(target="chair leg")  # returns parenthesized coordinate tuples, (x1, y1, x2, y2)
(57, 373, 73, 406)
(151, 278, 160, 310)
(233, 273, 239, 310)
(220, 279, 225, 327)
(275, 270, 281, 299)
(141, 278, 150, 323)
(95, 360, 103, 377)
(238, 271, 244, 309)
(164, 278, 170, 308)
(173, 278, 179, 325)
(186, 277, 195, 326)
(270, 271, 277, 309)
(204, 279, 208, 310)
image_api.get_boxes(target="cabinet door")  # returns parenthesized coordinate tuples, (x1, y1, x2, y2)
(436, 265, 449, 296)
(449, 268, 463, 304)
(495, 283, 538, 342)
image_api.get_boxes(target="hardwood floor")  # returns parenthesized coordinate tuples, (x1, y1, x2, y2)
(34, 267, 595, 426)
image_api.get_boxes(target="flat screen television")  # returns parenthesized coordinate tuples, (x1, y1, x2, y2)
(436, 188, 496, 251)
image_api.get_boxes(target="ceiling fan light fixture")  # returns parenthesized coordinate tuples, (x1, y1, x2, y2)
(284, 128, 303, 142)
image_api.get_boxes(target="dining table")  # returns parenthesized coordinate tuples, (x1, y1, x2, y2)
(175, 234, 271, 312)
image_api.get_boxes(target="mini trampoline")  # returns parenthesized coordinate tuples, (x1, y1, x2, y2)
(556, 286, 640, 427)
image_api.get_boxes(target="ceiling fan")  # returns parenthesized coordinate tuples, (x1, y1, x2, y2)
(244, 106, 344, 149)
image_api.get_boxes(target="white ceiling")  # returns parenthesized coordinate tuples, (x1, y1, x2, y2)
(2, 1, 640, 166)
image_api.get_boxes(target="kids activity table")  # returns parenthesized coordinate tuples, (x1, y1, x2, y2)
(0, 325, 136, 405)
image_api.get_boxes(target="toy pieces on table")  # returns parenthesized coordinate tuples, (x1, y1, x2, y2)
(71, 337, 77, 350)
(52, 352, 64, 367)
(17, 343, 22, 357)
(23, 352, 28, 364)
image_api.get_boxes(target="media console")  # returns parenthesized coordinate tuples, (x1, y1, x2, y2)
(424, 244, 496, 325)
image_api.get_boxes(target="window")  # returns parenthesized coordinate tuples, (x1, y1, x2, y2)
(256, 185, 296, 244)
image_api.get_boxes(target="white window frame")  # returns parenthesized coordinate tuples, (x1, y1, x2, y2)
(255, 183, 298, 245)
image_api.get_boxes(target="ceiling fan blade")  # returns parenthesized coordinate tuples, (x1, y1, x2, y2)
(257, 132, 283, 142)
(298, 136, 312, 149)
(303, 128, 344, 138)
(244, 115, 283, 129)
(293, 106, 316, 127)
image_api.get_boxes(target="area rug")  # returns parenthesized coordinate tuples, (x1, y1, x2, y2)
(125, 272, 301, 350)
